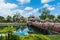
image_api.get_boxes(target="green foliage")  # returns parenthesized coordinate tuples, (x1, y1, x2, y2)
(0, 16, 5, 22)
(0, 28, 51, 40)
(57, 15, 60, 19)
(39, 8, 50, 20)
(20, 16, 26, 23)
(0, 36, 6, 40)
(0, 26, 15, 33)
(47, 15, 55, 20)
(6, 15, 12, 22)
(7, 34, 21, 40)
(13, 14, 18, 22)
(0, 34, 21, 40)
(22, 34, 50, 40)
(48, 35, 60, 40)
(39, 15, 46, 20)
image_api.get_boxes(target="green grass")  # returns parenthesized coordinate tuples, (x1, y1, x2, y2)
(47, 35, 60, 40)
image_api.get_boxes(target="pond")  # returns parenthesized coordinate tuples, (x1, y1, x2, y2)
(13, 26, 34, 36)
(0, 26, 34, 36)
(14, 28, 30, 36)
(0, 26, 54, 36)
(13, 26, 54, 36)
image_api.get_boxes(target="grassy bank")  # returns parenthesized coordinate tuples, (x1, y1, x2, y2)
(47, 35, 60, 40)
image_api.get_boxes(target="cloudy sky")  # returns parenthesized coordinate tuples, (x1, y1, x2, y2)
(0, 0, 60, 17)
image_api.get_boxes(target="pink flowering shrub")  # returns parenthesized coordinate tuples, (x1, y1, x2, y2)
(31, 22, 60, 33)
(32, 22, 43, 28)
(43, 22, 50, 30)
(54, 23, 60, 32)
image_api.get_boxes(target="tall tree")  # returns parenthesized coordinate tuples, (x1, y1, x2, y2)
(57, 15, 60, 19)
(47, 15, 55, 20)
(20, 16, 26, 23)
(0, 16, 5, 22)
(39, 7, 50, 20)
(13, 14, 17, 22)
(6, 15, 12, 22)
(13, 12, 21, 22)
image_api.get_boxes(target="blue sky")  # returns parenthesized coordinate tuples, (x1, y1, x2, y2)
(0, 0, 60, 17)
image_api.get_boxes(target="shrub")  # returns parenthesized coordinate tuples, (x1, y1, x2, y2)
(0, 36, 6, 40)
(22, 34, 50, 40)
(0, 34, 21, 40)
(54, 23, 60, 32)
(9, 34, 21, 40)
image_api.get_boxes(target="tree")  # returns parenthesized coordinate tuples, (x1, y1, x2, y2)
(39, 7, 50, 20)
(20, 16, 25, 23)
(28, 15, 35, 22)
(0, 16, 5, 22)
(39, 15, 46, 20)
(47, 15, 55, 20)
(57, 15, 60, 19)
(13, 14, 17, 22)
(13, 12, 21, 22)
(6, 15, 12, 22)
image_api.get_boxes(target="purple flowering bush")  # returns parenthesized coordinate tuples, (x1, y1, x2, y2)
(31, 22, 60, 33)
(54, 23, 60, 32)
(43, 22, 50, 30)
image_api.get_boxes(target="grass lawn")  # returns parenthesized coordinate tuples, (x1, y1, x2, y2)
(47, 35, 60, 40)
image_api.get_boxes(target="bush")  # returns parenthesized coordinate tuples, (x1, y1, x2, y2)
(0, 36, 6, 40)
(22, 34, 50, 40)
(9, 34, 21, 40)
(0, 34, 21, 40)
(0, 34, 50, 40)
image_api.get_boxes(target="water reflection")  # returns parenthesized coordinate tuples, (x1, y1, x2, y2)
(14, 28, 29, 36)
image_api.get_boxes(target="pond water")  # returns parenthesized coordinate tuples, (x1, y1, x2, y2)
(0, 26, 34, 36)
(13, 26, 54, 36)
(0, 26, 54, 36)
(14, 28, 30, 36)
(0, 27, 30, 36)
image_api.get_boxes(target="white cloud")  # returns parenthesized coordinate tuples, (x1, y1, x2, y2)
(24, 7, 33, 10)
(13, 9, 24, 15)
(0, 0, 18, 17)
(48, 7, 55, 10)
(43, 4, 49, 7)
(17, 0, 30, 4)
(24, 8, 39, 17)
(0, 0, 18, 9)
(43, 4, 55, 10)
(32, 8, 39, 13)
(0, 0, 39, 17)
(41, 0, 54, 3)
(14, 7, 39, 17)
(6, 3, 18, 9)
